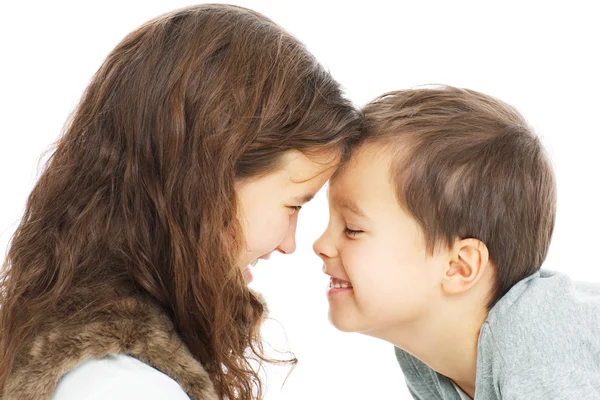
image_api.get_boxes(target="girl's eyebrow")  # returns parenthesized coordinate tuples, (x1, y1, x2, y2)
(290, 163, 337, 184)
(292, 194, 315, 205)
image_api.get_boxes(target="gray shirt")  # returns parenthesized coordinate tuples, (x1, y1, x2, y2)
(395, 270, 600, 399)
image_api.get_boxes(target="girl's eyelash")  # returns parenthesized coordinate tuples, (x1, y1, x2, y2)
(289, 206, 302, 211)
(344, 227, 363, 237)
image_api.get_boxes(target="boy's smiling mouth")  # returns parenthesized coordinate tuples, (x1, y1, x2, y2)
(323, 269, 353, 294)
(329, 277, 353, 289)
(328, 277, 354, 295)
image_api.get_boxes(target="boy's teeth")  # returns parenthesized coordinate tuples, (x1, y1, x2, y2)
(329, 277, 353, 289)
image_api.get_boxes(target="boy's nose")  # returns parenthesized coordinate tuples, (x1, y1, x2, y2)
(313, 231, 336, 260)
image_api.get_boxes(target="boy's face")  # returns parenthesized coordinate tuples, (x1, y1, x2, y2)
(313, 143, 447, 336)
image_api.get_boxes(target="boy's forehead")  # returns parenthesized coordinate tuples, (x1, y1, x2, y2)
(329, 191, 368, 218)
(327, 169, 357, 207)
(328, 143, 394, 204)
(336, 143, 393, 181)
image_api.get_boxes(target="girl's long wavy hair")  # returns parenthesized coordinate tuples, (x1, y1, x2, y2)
(0, 4, 361, 399)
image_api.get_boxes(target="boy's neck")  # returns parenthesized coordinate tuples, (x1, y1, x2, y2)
(378, 296, 489, 399)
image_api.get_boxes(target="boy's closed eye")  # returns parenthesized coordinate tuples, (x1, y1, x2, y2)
(344, 227, 363, 237)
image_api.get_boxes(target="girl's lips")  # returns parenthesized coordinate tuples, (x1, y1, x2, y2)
(243, 267, 253, 283)
(243, 252, 271, 283)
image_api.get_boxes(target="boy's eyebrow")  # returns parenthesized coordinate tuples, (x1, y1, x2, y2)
(337, 197, 367, 218)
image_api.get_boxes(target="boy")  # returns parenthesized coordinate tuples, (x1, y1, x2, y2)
(313, 86, 600, 399)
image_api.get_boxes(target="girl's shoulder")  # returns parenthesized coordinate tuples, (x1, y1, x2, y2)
(51, 354, 190, 400)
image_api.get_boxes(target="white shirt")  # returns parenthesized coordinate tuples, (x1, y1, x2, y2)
(52, 354, 190, 400)
(451, 381, 473, 400)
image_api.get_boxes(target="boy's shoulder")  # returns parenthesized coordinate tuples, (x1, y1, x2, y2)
(484, 269, 600, 344)
(477, 269, 600, 397)
(395, 270, 600, 399)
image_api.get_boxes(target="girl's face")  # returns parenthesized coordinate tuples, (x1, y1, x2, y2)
(236, 150, 339, 282)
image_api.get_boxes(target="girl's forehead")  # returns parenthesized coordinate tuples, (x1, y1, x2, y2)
(282, 150, 342, 183)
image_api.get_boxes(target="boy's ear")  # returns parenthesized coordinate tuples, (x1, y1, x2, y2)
(441, 238, 490, 295)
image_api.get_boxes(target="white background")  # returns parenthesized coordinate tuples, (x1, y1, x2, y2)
(1, 1, 599, 399)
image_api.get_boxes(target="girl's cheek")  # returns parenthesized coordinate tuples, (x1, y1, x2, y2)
(266, 217, 289, 248)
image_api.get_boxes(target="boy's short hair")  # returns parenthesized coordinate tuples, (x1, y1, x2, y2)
(362, 86, 556, 309)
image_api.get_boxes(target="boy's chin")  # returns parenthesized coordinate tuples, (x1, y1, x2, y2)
(328, 311, 360, 333)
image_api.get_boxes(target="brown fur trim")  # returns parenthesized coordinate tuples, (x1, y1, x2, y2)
(3, 295, 218, 400)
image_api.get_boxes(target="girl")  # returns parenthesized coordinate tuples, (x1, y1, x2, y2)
(0, 4, 360, 400)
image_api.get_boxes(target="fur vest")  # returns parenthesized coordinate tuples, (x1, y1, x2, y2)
(2, 294, 219, 400)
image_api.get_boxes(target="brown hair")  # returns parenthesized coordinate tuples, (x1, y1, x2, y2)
(0, 4, 360, 399)
(362, 86, 556, 310)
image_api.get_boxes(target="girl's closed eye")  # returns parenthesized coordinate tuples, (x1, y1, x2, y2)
(344, 227, 363, 237)
(288, 205, 302, 213)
